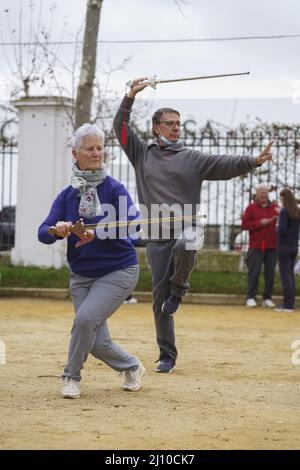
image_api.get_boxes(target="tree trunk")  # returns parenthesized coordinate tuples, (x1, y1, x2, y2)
(75, 0, 103, 129)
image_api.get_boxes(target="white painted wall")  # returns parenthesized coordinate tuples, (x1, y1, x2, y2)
(11, 96, 74, 268)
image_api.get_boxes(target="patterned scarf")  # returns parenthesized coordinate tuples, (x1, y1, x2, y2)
(71, 163, 107, 219)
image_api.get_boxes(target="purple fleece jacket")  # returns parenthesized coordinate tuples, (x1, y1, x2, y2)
(38, 176, 138, 278)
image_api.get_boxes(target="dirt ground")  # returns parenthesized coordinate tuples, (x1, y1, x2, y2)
(0, 297, 300, 450)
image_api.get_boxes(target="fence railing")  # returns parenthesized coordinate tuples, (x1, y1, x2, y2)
(105, 123, 300, 249)
(1, 120, 299, 251)
(0, 121, 17, 250)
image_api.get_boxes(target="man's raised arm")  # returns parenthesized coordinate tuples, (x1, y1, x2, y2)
(113, 77, 149, 165)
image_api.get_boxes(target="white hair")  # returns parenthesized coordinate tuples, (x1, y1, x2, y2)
(70, 123, 105, 151)
(256, 183, 269, 193)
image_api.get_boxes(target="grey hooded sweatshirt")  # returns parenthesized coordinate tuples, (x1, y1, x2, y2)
(113, 95, 258, 217)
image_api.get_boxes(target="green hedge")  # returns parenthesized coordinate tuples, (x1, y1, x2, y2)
(0, 265, 297, 295)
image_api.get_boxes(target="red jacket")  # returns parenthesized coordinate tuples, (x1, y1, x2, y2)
(241, 200, 278, 250)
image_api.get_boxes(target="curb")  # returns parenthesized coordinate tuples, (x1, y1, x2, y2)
(0, 287, 69, 299)
(0, 287, 298, 307)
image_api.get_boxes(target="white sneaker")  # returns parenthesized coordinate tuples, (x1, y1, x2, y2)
(262, 299, 276, 308)
(123, 297, 138, 304)
(246, 298, 257, 308)
(274, 307, 294, 313)
(62, 377, 80, 399)
(123, 362, 145, 392)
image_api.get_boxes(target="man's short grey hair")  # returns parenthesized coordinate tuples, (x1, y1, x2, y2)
(256, 183, 269, 192)
(70, 123, 105, 152)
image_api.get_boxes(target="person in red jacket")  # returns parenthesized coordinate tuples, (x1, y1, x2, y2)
(242, 184, 279, 308)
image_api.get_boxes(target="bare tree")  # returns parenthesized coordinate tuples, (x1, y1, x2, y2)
(1, 0, 190, 130)
(75, 0, 103, 128)
(1, 2, 64, 99)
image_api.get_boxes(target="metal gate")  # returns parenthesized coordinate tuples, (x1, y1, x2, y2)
(0, 120, 18, 251)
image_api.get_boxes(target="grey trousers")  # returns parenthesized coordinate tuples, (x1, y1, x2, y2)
(63, 265, 139, 381)
(147, 238, 197, 363)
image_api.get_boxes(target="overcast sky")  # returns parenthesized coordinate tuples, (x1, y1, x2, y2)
(0, 0, 300, 103)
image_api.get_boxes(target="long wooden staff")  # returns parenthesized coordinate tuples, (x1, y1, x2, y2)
(48, 214, 206, 238)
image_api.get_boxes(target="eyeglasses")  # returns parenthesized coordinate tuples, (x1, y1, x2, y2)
(158, 120, 182, 129)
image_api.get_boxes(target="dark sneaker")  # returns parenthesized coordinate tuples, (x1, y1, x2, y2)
(161, 295, 181, 315)
(155, 359, 176, 373)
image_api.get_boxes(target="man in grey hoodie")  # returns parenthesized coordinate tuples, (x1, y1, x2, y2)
(113, 76, 273, 374)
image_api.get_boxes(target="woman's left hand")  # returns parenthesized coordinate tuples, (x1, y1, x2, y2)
(75, 229, 95, 248)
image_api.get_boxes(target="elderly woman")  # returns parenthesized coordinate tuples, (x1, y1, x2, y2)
(38, 123, 145, 399)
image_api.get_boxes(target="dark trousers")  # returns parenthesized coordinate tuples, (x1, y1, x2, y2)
(246, 249, 277, 300)
(147, 239, 197, 362)
(278, 250, 297, 309)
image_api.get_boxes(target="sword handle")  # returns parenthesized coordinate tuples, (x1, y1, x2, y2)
(126, 76, 157, 89)
(48, 226, 57, 236)
(48, 218, 87, 238)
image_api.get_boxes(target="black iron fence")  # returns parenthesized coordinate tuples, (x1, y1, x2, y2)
(0, 121, 17, 251)
(1, 119, 299, 251)
(105, 122, 300, 249)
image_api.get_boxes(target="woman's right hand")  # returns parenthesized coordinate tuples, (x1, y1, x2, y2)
(54, 221, 73, 238)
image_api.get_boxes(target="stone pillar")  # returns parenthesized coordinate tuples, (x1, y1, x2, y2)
(11, 96, 74, 268)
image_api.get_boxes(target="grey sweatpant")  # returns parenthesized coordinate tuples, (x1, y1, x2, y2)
(63, 265, 139, 381)
(147, 238, 197, 363)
